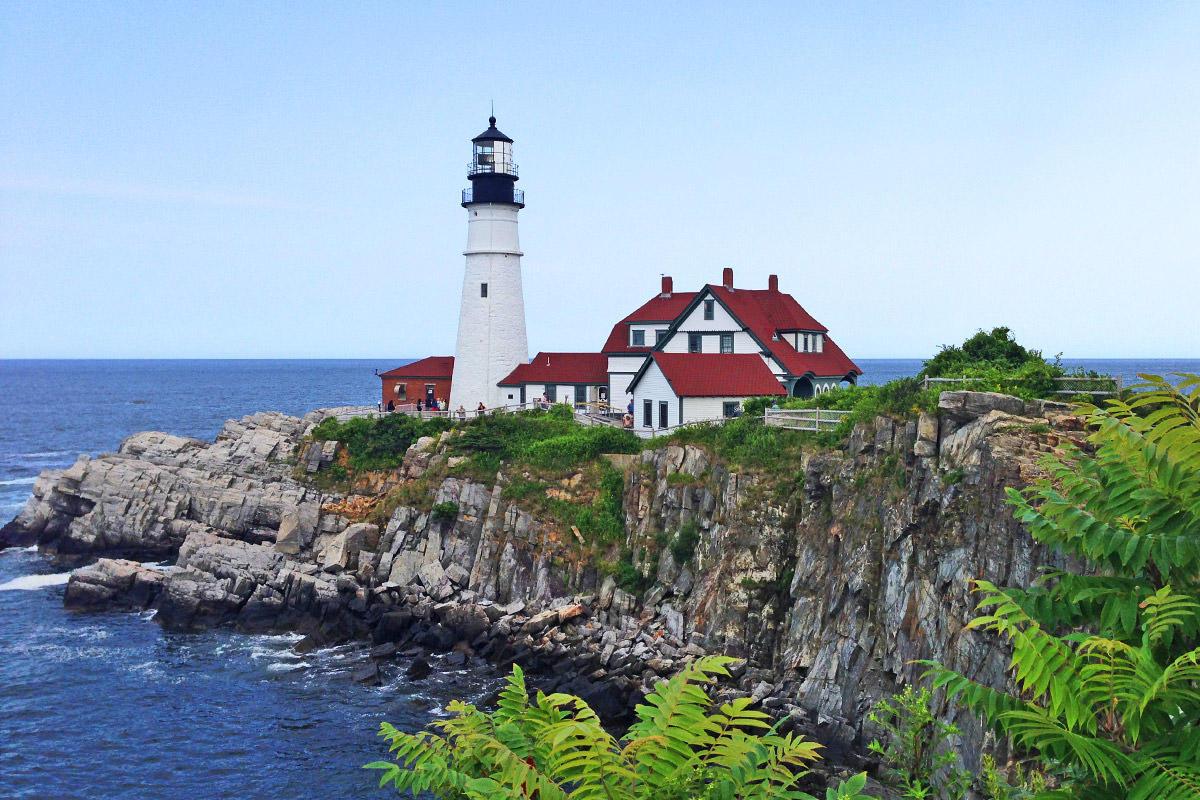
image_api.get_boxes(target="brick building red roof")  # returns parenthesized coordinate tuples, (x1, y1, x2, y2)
(648, 353, 786, 397)
(499, 353, 609, 386)
(379, 356, 454, 379)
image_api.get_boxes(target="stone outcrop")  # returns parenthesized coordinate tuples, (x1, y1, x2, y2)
(1, 394, 1086, 777)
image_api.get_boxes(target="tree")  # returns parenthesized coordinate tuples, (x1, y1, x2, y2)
(367, 655, 875, 800)
(922, 374, 1200, 799)
(920, 327, 1048, 378)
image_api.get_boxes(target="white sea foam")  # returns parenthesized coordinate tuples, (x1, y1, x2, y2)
(0, 476, 37, 486)
(18, 451, 74, 458)
(266, 661, 307, 673)
(0, 572, 72, 591)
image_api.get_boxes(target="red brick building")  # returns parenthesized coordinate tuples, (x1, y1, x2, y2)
(379, 356, 454, 409)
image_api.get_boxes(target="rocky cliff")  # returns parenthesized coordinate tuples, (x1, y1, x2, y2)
(1, 393, 1083, 776)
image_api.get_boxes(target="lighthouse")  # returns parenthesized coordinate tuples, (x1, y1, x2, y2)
(449, 116, 529, 411)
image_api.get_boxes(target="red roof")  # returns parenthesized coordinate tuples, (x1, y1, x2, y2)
(765, 336, 861, 379)
(648, 353, 786, 397)
(499, 352, 609, 386)
(709, 284, 827, 334)
(379, 356, 454, 379)
(707, 285, 861, 378)
(602, 292, 697, 353)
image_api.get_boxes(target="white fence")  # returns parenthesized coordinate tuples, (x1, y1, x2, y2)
(763, 407, 850, 432)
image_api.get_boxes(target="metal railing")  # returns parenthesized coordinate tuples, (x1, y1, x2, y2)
(468, 161, 519, 177)
(921, 375, 1124, 396)
(461, 187, 524, 204)
(764, 407, 851, 432)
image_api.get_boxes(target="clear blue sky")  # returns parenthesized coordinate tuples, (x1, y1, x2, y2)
(2, 2, 1197, 359)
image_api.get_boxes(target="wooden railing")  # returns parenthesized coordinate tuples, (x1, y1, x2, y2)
(763, 407, 850, 432)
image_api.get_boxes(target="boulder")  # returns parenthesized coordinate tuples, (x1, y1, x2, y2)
(321, 523, 379, 572)
(64, 559, 166, 610)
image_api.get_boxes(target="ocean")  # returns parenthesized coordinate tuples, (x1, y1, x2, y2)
(1, 357, 1197, 798)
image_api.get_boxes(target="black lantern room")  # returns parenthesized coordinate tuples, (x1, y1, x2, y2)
(462, 116, 524, 208)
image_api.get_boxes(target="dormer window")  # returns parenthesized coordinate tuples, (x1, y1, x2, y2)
(631, 329, 645, 347)
(703, 300, 715, 320)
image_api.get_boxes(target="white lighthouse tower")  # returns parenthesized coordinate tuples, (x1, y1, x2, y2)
(449, 116, 529, 411)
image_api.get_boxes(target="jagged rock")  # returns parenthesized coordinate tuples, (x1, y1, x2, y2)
(64, 558, 166, 610)
(406, 657, 432, 680)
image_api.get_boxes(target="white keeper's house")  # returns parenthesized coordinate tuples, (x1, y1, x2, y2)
(382, 117, 862, 430)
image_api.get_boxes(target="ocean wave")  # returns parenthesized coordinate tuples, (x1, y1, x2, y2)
(0, 572, 72, 591)
(16, 451, 75, 458)
(0, 476, 37, 486)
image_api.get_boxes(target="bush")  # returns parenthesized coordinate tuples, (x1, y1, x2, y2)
(668, 520, 701, 564)
(430, 501, 458, 522)
(310, 413, 450, 471)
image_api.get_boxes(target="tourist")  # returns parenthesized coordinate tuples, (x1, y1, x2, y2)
(540, 392, 549, 410)
(456, 404, 467, 421)
(476, 401, 486, 417)
(386, 399, 395, 412)
(416, 399, 424, 413)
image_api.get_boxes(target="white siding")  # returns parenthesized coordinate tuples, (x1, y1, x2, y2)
(629, 361, 680, 433)
(607, 354, 644, 374)
(676, 295, 739, 331)
(660, 330, 758, 354)
(683, 396, 755, 422)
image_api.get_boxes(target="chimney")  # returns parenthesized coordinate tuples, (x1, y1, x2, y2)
(660, 275, 673, 297)
(768, 274, 779, 292)
(722, 267, 734, 288)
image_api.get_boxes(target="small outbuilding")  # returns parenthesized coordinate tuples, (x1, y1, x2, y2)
(379, 356, 454, 409)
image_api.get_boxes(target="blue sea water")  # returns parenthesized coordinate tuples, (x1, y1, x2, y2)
(1, 357, 1197, 799)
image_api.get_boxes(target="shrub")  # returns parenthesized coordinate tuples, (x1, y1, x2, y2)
(430, 501, 458, 522)
(310, 412, 450, 471)
(867, 685, 970, 799)
(668, 520, 701, 564)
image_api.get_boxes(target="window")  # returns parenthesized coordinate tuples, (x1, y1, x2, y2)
(688, 333, 702, 353)
(720, 333, 734, 354)
(574, 385, 587, 404)
(546, 385, 557, 402)
(801, 333, 810, 353)
(659, 401, 669, 429)
(394, 383, 407, 400)
(703, 300, 714, 320)
(643, 399, 652, 428)
(631, 329, 645, 347)
(655, 329, 668, 344)
(723, 402, 739, 418)
(480, 283, 488, 298)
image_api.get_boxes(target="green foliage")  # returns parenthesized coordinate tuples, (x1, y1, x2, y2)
(921, 374, 1200, 800)
(778, 378, 941, 443)
(668, 520, 701, 564)
(431, 502, 458, 523)
(659, 415, 798, 471)
(1028, 423, 1051, 435)
(311, 413, 451, 471)
(613, 546, 652, 594)
(867, 686, 970, 800)
(367, 656, 874, 800)
(979, 754, 1047, 800)
(451, 409, 640, 471)
(921, 327, 1045, 379)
